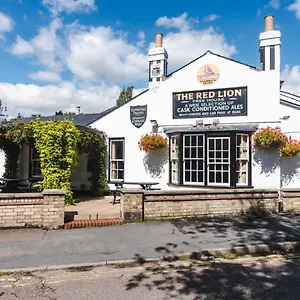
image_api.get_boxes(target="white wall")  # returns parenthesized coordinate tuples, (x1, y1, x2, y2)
(92, 51, 283, 190)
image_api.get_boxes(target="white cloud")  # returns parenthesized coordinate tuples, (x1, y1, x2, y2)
(66, 26, 148, 83)
(161, 27, 236, 71)
(203, 14, 220, 22)
(288, 0, 300, 19)
(155, 13, 191, 31)
(0, 81, 122, 117)
(42, 0, 97, 16)
(9, 36, 35, 55)
(0, 12, 14, 39)
(281, 65, 300, 96)
(136, 30, 145, 47)
(29, 70, 62, 82)
(269, 0, 280, 9)
(10, 19, 65, 82)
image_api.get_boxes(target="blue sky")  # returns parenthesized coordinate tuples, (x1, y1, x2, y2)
(0, 0, 299, 117)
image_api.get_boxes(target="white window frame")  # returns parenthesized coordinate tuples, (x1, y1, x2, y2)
(207, 137, 231, 187)
(183, 134, 205, 186)
(109, 139, 124, 181)
(170, 135, 179, 184)
(236, 134, 249, 186)
(30, 147, 42, 178)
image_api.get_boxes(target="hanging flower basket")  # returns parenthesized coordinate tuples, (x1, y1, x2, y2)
(138, 133, 168, 152)
(280, 139, 300, 157)
(252, 127, 287, 149)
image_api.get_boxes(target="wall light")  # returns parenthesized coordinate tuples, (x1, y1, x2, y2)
(150, 120, 158, 133)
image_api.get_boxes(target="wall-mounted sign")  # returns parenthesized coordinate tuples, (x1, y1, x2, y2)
(130, 105, 147, 128)
(197, 64, 220, 85)
(173, 87, 247, 119)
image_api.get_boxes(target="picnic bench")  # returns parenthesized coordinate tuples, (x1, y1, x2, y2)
(110, 181, 160, 204)
(0, 178, 40, 193)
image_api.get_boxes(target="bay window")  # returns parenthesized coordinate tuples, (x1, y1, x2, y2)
(169, 132, 251, 188)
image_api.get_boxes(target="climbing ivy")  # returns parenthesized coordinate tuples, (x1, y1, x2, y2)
(3, 119, 107, 204)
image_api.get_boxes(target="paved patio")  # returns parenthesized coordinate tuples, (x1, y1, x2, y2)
(65, 195, 120, 222)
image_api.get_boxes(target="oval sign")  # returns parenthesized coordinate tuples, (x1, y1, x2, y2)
(197, 64, 220, 85)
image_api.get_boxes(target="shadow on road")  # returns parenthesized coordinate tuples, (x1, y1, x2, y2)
(126, 256, 300, 299)
(126, 214, 300, 299)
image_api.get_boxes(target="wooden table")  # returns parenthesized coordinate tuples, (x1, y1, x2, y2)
(111, 181, 160, 204)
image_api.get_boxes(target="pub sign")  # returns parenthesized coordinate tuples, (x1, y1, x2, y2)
(130, 105, 147, 128)
(173, 87, 247, 119)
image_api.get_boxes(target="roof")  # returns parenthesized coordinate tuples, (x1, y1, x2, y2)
(0, 106, 117, 129)
(280, 90, 300, 109)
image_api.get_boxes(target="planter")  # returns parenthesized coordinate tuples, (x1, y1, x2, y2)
(138, 133, 168, 152)
(280, 139, 300, 157)
(252, 126, 287, 149)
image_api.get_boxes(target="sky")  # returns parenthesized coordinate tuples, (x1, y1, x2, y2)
(0, 0, 299, 118)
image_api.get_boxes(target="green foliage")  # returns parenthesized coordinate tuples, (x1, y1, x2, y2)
(78, 130, 107, 196)
(116, 86, 134, 106)
(4, 119, 107, 203)
(6, 120, 80, 205)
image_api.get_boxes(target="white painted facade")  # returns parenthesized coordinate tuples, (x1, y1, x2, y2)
(91, 15, 300, 191)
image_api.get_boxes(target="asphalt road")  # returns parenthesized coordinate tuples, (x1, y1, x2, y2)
(1, 256, 300, 299)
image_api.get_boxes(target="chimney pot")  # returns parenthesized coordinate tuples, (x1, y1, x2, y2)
(155, 33, 163, 47)
(264, 15, 274, 32)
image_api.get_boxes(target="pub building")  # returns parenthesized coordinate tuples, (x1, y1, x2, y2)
(92, 15, 300, 191)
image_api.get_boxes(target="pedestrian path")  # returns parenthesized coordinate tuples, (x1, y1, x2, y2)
(1, 214, 300, 271)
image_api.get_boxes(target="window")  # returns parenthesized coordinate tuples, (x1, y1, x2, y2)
(169, 133, 251, 188)
(170, 135, 179, 183)
(109, 139, 124, 181)
(183, 134, 205, 185)
(30, 147, 42, 178)
(270, 45, 275, 70)
(260, 47, 265, 71)
(236, 134, 249, 185)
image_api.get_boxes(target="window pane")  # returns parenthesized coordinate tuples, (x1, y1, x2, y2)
(198, 136, 204, 147)
(191, 136, 196, 146)
(223, 139, 229, 150)
(209, 139, 214, 150)
(184, 136, 190, 146)
(209, 171, 215, 183)
(223, 172, 229, 183)
(198, 171, 204, 183)
(192, 160, 197, 170)
(191, 171, 197, 182)
(185, 160, 191, 170)
(197, 160, 204, 171)
(197, 147, 203, 158)
(216, 172, 222, 183)
(184, 148, 190, 159)
(118, 170, 124, 180)
(185, 171, 190, 182)
(191, 147, 196, 158)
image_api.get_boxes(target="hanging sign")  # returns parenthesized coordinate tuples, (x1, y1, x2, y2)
(197, 64, 220, 85)
(173, 86, 247, 119)
(130, 105, 147, 128)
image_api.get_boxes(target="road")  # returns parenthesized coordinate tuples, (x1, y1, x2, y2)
(1, 256, 300, 299)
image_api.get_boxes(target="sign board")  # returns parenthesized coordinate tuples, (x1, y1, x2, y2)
(173, 87, 247, 119)
(130, 105, 147, 128)
(197, 64, 220, 85)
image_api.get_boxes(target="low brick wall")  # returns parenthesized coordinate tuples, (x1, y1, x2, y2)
(120, 188, 300, 223)
(0, 189, 65, 229)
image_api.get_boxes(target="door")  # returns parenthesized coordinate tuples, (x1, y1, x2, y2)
(207, 137, 230, 186)
(183, 134, 205, 185)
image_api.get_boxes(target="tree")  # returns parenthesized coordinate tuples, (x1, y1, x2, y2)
(116, 86, 134, 106)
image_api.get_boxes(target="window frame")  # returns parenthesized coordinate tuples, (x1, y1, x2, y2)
(108, 138, 125, 182)
(168, 132, 252, 188)
(170, 134, 180, 184)
(29, 147, 42, 178)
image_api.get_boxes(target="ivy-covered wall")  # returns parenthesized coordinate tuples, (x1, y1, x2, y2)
(0, 120, 107, 205)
